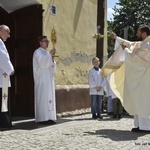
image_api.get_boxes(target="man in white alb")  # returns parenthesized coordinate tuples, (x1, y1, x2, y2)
(33, 36, 56, 124)
(0, 25, 14, 129)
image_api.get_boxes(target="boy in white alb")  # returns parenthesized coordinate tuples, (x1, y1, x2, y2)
(88, 57, 105, 119)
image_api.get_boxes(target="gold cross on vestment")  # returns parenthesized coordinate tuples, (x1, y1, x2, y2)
(3, 72, 7, 78)
(3, 93, 7, 100)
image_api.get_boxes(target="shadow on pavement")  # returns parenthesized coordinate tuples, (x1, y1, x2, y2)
(11, 117, 73, 130)
(58, 112, 90, 117)
(83, 129, 148, 141)
(75, 114, 133, 121)
(75, 118, 93, 121)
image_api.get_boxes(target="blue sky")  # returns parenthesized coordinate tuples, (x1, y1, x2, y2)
(107, 0, 119, 20)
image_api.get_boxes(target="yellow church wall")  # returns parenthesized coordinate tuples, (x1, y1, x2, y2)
(37, 0, 97, 85)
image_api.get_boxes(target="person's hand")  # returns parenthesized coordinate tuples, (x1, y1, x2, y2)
(10, 71, 15, 76)
(50, 48, 56, 56)
(95, 86, 102, 92)
(121, 43, 128, 50)
(111, 32, 117, 39)
(97, 86, 102, 92)
(95, 86, 99, 91)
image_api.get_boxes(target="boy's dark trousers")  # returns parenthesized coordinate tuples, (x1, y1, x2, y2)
(113, 98, 122, 115)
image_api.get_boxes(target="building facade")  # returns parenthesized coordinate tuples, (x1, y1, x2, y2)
(0, 0, 105, 116)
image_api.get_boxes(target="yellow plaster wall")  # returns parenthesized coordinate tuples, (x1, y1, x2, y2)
(37, 0, 97, 85)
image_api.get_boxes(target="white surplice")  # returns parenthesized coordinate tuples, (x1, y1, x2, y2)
(0, 39, 14, 112)
(88, 68, 104, 95)
(33, 47, 56, 122)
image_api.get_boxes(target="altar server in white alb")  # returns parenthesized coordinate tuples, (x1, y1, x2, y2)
(88, 57, 105, 119)
(0, 25, 14, 129)
(33, 36, 56, 124)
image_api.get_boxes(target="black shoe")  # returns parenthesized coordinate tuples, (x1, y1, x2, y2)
(112, 114, 117, 118)
(0, 127, 11, 131)
(49, 120, 56, 124)
(131, 127, 150, 132)
(38, 121, 49, 124)
(107, 112, 113, 115)
(97, 114, 103, 119)
(92, 114, 97, 119)
(39, 120, 56, 125)
(122, 112, 129, 116)
(118, 114, 122, 119)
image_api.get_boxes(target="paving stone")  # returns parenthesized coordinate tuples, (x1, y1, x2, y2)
(0, 113, 150, 150)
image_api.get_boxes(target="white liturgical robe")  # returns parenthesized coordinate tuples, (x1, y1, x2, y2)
(108, 36, 150, 130)
(88, 68, 104, 95)
(0, 39, 14, 112)
(33, 47, 56, 122)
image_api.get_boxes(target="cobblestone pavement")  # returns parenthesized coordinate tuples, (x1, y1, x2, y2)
(0, 113, 150, 150)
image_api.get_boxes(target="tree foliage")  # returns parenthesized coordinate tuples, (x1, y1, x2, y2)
(109, 0, 150, 40)
(107, 21, 115, 56)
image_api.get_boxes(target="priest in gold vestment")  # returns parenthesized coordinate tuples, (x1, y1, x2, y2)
(101, 25, 150, 132)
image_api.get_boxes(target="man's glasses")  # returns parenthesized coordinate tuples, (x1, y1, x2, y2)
(41, 40, 49, 43)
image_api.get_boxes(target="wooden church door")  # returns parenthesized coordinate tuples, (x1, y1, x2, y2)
(0, 5, 43, 116)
